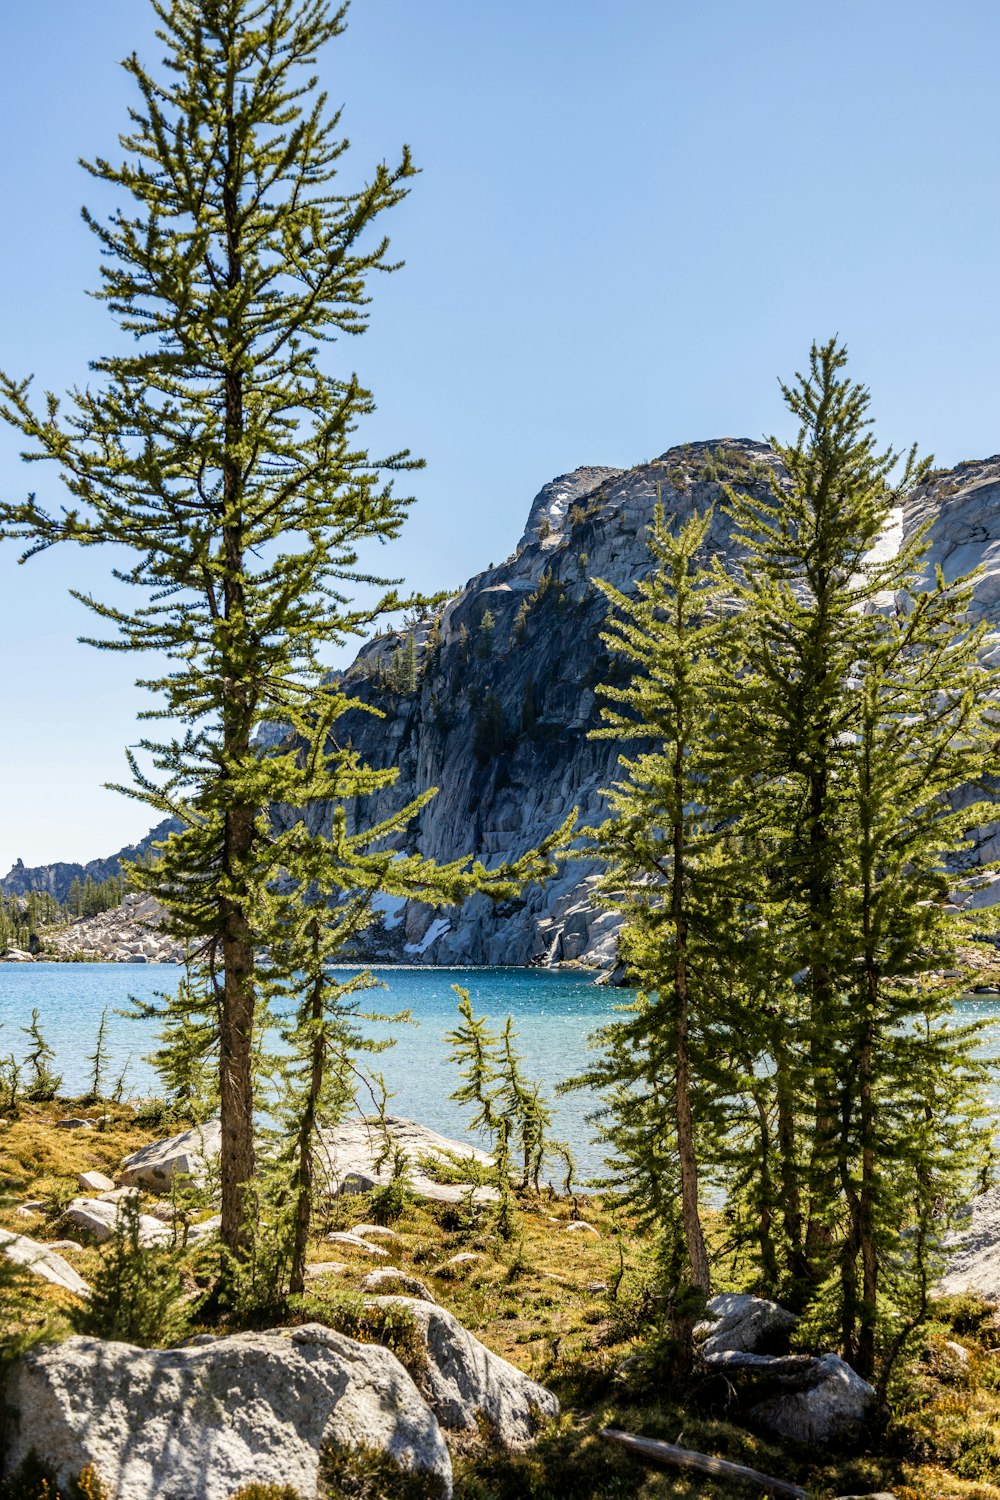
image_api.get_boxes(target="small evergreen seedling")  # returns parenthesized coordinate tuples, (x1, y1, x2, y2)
(20, 1010, 62, 1102)
(71, 1195, 189, 1348)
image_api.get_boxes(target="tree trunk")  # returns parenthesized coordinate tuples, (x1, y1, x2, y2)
(774, 1037, 809, 1292)
(218, 79, 256, 1259)
(289, 926, 325, 1296)
(673, 745, 710, 1297)
(804, 758, 839, 1280)
(856, 980, 878, 1377)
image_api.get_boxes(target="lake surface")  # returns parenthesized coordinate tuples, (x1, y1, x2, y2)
(3, 966, 998, 1182)
(0, 964, 624, 1178)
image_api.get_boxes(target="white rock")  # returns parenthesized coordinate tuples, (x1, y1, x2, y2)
(367, 1297, 557, 1449)
(187, 1214, 222, 1243)
(1, 1324, 452, 1499)
(305, 1261, 348, 1279)
(318, 1115, 498, 1206)
(349, 1223, 402, 1242)
(938, 1184, 1000, 1301)
(78, 1171, 115, 1193)
(361, 1268, 435, 1302)
(0, 1229, 91, 1298)
(325, 1231, 390, 1258)
(563, 1220, 600, 1237)
(119, 1119, 221, 1191)
(64, 1198, 172, 1248)
(695, 1292, 798, 1357)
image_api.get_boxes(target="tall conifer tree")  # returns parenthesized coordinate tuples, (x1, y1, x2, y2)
(0, 0, 567, 1258)
(579, 503, 730, 1301)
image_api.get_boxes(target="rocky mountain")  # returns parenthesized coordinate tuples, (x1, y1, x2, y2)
(8, 439, 1000, 972)
(312, 439, 1000, 971)
(0, 818, 181, 904)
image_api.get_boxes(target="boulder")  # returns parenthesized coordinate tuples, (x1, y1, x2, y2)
(78, 1171, 115, 1193)
(317, 1115, 498, 1206)
(55, 1118, 94, 1130)
(938, 1184, 1000, 1302)
(0, 1229, 90, 1298)
(349, 1223, 401, 1242)
(116, 1114, 500, 1206)
(749, 1352, 874, 1446)
(119, 1119, 221, 1191)
(187, 1213, 222, 1243)
(367, 1297, 558, 1449)
(305, 1261, 348, 1279)
(361, 1268, 435, 1302)
(563, 1220, 600, 1237)
(2, 1323, 452, 1500)
(325, 1231, 390, 1258)
(696, 1292, 798, 1357)
(64, 1198, 172, 1248)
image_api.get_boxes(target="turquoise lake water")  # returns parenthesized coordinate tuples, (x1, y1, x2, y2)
(0, 964, 622, 1178)
(3, 966, 999, 1182)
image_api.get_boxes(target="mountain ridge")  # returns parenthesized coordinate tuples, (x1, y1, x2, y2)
(7, 437, 1000, 969)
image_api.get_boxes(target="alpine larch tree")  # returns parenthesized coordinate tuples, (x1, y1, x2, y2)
(585, 343, 997, 1380)
(0, 0, 566, 1264)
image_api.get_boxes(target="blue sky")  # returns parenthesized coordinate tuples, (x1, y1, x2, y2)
(1, 0, 999, 870)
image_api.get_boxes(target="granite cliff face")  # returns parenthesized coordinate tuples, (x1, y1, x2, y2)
(8, 440, 1000, 971)
(305, 440, 1000, 971)
(307, 440, 779, 970)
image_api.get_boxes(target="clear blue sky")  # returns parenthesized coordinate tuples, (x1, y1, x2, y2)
(1, 0, 999, 871)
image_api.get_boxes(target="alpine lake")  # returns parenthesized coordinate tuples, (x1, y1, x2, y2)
(0, 962, 623, 1179)
(3, 963, 1000, 1182)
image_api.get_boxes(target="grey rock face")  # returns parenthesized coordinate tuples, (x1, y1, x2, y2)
(367, 1296, 558, 1448)
(273, 440, 778, 974)
(695, 1292, 798, 1357)
(119, 1119, 221, 1190)
(0, 1228, 90, 1297)
(64, 1197, 172, 1248)
(2, 1324, 453, 1500)
(937, 1184, 1000, 1302)
(749, 1352, 874, 1446)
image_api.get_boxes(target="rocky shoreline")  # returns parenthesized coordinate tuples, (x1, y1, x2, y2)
(0, 892, 187, 965)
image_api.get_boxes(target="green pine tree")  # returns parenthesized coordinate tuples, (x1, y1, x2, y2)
(720, 339, 995, 1372)
(0, 0, 570, 1264)
(578, 500, 730, 1301)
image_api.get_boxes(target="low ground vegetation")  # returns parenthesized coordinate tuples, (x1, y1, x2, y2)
(3, 1097, 1000, 1497)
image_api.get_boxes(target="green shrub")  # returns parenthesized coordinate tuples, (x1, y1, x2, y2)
(70, 1195, 190, 1348)
(954, 1423, 1000, 1480)
(0, 1458, 109, 1500)
(320, 1444, 447, 1500)
(227, 1487, 304, 1500)
(318, 1296, 428, 1386)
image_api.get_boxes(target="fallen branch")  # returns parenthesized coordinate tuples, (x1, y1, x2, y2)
(599, 1428, 810, 1499)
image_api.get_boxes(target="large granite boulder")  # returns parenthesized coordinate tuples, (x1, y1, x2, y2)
(118, 1114, 498, 1206)
(937, 1184, 1000, 1302)
(695, 1292, 797, 1357)
(368, 1296, 558, 1449)
(2, 1324, 452, 1500)
(316, 1115, 498, 1205)
(752, 1351, 874, 1446)
(0, 1229, 90, 1298)
(119, 1120, 221, 1190)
